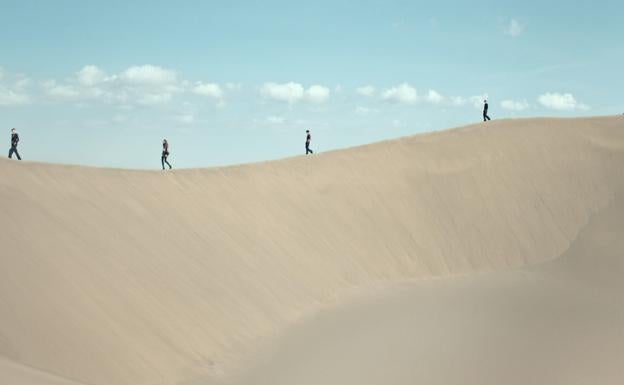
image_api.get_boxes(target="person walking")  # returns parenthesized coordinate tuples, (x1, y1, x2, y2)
(483, 100, 491, 122)
(8, 128, 21, 160)
(305, 130, 313, 155)
(161, 139, 172, 170)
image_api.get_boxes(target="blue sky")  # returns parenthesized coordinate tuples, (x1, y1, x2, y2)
(1, 0, 622, 168)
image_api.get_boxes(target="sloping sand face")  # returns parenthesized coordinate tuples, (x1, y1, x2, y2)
(0, 116, 623, 385)
(232, 197, 624, 385)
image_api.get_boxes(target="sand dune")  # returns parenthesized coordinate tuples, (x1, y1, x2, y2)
(0, 358, 86, 385)
(0, 116, 623, 385)
(233, 195, 624, 385)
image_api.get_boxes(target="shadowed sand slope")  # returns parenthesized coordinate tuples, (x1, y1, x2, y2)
(232, 195, 624, 385)
(0, 116, 623, 385)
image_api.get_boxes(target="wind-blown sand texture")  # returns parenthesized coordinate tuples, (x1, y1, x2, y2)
(1, 116, 623, 385)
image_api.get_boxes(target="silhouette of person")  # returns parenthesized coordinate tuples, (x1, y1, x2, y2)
(483, 100, 491, 121)
(161, 139, 172, 170)
(8, 128, 21, 160)
(305, 130, 313, 154)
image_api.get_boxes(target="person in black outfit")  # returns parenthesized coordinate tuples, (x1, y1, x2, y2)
(8, 128, 21, 160)
(483, 100, 491, 121)
(305, 130, 313, 154)
(161, 139, 172, 170)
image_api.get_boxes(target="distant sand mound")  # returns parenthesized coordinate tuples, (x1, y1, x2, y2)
(1, 116, 623, 385)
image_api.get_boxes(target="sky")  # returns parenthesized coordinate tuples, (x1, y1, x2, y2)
(1, 0, 622, 169)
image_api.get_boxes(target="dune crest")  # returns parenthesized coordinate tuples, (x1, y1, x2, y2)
(1, 116, 623, 385)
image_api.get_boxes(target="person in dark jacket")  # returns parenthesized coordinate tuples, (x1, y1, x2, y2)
(483, 100, 491, 121)
(8, 128, 21, 160)
(305, 130, 313, 154)
(161, 139, 172, 170)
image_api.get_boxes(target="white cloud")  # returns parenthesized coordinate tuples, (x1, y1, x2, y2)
(41, 64, 186, 107)
(193, 82, 223, 99)
(374, 84, 481, 107)
(469, 95, 489, 109)
(380, 84, 444, 105)
(175, 114, 195, 124)
(14, 77, 31, 90)
(306, 85, 330, 103)
(112, 114, 127, 123)
(225, 82, 242, 90)
(266, 115, 286, 124)
(137, 93, 172, 105)
(121, 65, 177, 85)
(261, 82, 305, 104)
(77, 65, 107, 86)
(449, 96, 467, 106)
(0, 71, 32, 106)
(381, 83, 418, 104)
(425, 89, 444, 104)
(355, 106, 377, 115)
(190, 82, 227, 108)
(537, 92, 588, 111)
(43, 81, 81, 99)
(356, 85, 376, 97)
(505, 19, 525, 37)
(0, 87, 30, 106)
(261, 82, 331, 104)
(501, 99, 529, 111)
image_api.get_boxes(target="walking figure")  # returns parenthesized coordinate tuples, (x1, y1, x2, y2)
(161, 139, 172, 170)
(483, 100, 491, 121)
(8, 128, 21, 160)
(305, 130, 313, 154)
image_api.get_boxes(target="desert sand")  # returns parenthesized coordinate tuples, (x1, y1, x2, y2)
(0, 116, 623, 385)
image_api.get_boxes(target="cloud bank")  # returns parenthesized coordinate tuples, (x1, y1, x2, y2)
(538, 92, 588, 111)
(261, 82, 331, 104)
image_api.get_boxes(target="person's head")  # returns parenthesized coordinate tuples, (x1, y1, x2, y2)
(306, 130, 309, 133)
(163, 139, 167, 143)
(11, 128, 16, 133)
(484, 100, 487, 103)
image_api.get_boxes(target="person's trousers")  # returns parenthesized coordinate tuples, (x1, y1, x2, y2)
(306, 144, 313, 154)
(483, 114, 491, 121)
(162, 156, 172, 169)
(8, 146, 21, 160)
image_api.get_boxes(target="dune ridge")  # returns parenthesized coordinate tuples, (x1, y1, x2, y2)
(0, 116, 623, 385)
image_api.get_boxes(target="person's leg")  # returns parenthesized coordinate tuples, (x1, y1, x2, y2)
(161, 156, 166, 170)
(8, 148, 13, 158)
(165, 157, 172, 169)
(15, 148, 21, 160)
